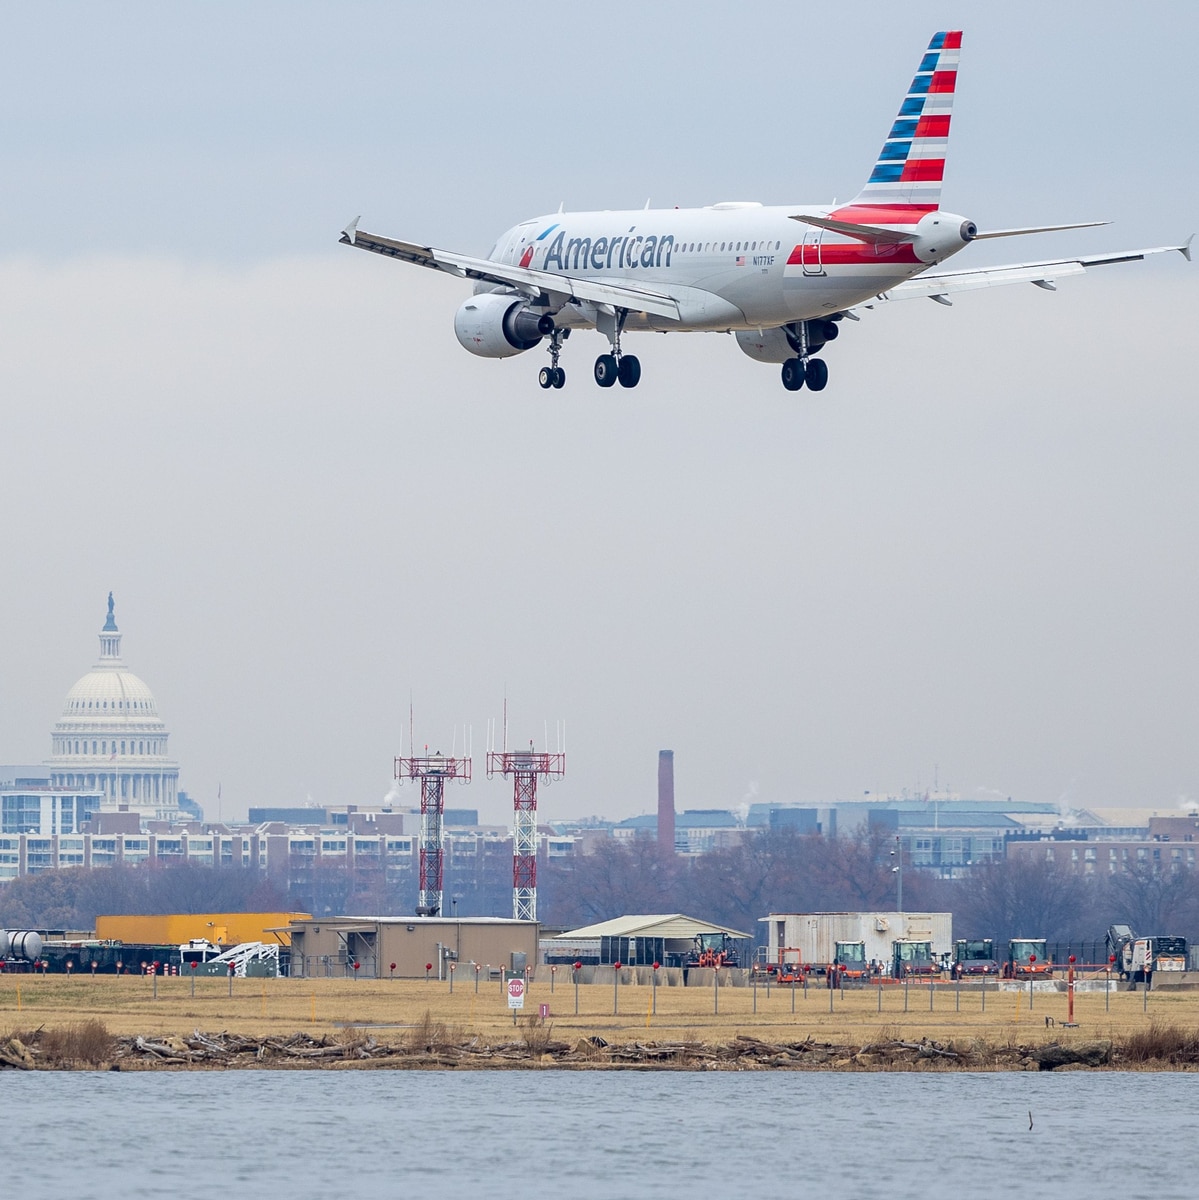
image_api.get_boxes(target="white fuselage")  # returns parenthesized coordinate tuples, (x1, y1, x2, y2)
(483, 201, 972, 331)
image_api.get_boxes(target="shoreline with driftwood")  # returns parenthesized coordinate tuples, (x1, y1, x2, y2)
(5, 1018, 1199, 1072)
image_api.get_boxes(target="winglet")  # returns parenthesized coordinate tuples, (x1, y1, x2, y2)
(339, 216, 360, 246)
(1181, 234, 1193, 263)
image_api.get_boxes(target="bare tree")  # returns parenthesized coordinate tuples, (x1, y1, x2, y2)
(955, 855, 1094, 944)
(1102, 863, 1199, 937)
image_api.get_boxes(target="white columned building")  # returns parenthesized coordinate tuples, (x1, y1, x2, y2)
(45, 594, 181, 823)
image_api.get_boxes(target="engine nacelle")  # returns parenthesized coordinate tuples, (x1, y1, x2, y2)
(735, 320, 839, 363)
(454, 293, 550, 358)
(4, 930, 43, 961)
(735, 327, 796, 364)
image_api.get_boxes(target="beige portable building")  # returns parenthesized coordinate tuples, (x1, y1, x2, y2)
(764, 911, 953, 970)
(285, 915, 539, 979)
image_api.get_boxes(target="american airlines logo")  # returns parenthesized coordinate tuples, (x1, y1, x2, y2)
(542, 229, 675, 272)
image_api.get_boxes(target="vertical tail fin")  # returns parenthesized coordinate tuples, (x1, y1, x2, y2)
(847, 30, 961, 212)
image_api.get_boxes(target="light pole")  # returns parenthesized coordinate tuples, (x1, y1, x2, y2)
(891, 836, 903, 911)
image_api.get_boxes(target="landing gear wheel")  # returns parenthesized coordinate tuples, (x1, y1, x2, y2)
(538, 367, 554, 389)
(805, 358, 829, 391)
(781, 358, 806, 391)
(617, 355, 641, 388)
(594, 354, 619, 387)
(551, 367, 566, 389)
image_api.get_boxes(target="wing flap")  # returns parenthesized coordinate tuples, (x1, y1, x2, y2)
(342, 223, 681, 321)
(880, 243, 1190, 301)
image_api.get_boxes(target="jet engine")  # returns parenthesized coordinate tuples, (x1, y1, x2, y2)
(453, 293, 553, 358)
(735, 320, 840, 363)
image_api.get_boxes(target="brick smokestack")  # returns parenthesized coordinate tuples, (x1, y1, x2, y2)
(658, 750, 675, 854)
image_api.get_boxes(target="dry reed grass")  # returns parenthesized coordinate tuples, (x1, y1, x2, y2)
(1120, 1021, 1199, 1065)
(6, 974, 1199, 1053)
(404, 1009, 464, 1053)
(520, 1014, 555, 1055)
(36, 1019, 114, 1066)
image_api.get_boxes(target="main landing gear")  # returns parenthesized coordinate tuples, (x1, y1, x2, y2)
(593, 308, 641, 388)
(594, 353, 640, 388)
(781, 356, 828, 392)
(780, 318, 837, 392)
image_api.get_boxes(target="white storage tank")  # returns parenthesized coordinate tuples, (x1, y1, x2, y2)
(4, 930, 44, 962)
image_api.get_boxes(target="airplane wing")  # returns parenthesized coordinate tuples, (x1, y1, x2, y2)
(340, 220, 682, 321)
(878, 241, 1191, 304)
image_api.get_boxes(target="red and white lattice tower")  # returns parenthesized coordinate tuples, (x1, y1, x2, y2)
(395, 753, 471, 917)
(486, 746, 565, 921)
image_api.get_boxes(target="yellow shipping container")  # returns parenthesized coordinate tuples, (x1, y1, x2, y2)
(94, 912, 310, 948)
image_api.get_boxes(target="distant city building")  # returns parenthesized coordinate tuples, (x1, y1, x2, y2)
(0, 822, 576, 899)
(613, 808, 746, 855)
(0, 768, 102, 843)
(44, 595, 181, 823)
(1007, 814, 1198, 876)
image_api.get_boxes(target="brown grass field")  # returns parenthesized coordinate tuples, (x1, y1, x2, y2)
(4, 973, 1198, 1050)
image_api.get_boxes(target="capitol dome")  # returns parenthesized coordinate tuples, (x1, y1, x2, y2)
(46, 595, 181, 821)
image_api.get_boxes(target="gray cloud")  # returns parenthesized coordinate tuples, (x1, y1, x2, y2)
(1, 2, 1196, 825)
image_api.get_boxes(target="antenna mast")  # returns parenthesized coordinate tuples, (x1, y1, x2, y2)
(487, 732, 565, 922)
(396, 739, 471, 917)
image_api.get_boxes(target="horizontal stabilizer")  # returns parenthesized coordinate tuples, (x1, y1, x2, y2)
(790, 213, 917, 244)
(973, 221, 1109, 240)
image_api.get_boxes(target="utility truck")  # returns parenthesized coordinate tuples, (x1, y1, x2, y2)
(1122, 936, 1187, 985)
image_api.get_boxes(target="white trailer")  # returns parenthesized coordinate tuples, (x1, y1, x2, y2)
(763, 912, 953, 973)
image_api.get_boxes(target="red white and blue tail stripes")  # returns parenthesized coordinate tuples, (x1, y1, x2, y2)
(849, 30, 961, 212)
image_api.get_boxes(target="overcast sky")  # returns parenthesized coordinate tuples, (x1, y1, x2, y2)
(1, 2, 1197, 825)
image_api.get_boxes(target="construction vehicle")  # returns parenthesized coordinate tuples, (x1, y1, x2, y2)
(685, 932, 741, 969)
(1121, 936, 1187, 985)
(775, 962, 810, 985)
(833, 940, 872, 979)
(1003, 938, 1052, 979)
(892, 939, 939, 979)
(951, 938, 999, 978)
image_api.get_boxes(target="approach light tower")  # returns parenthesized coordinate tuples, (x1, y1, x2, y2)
(487, 744, 565, 922)
(395, 752, 471, 917)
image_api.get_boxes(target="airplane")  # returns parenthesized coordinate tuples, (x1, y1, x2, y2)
(340, 30, 1190, 393)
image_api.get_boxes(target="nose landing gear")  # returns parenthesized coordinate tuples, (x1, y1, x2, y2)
(538, 328, 568, 389)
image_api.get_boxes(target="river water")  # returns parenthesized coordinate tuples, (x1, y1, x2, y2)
(6, 1070, 1196, 1199)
